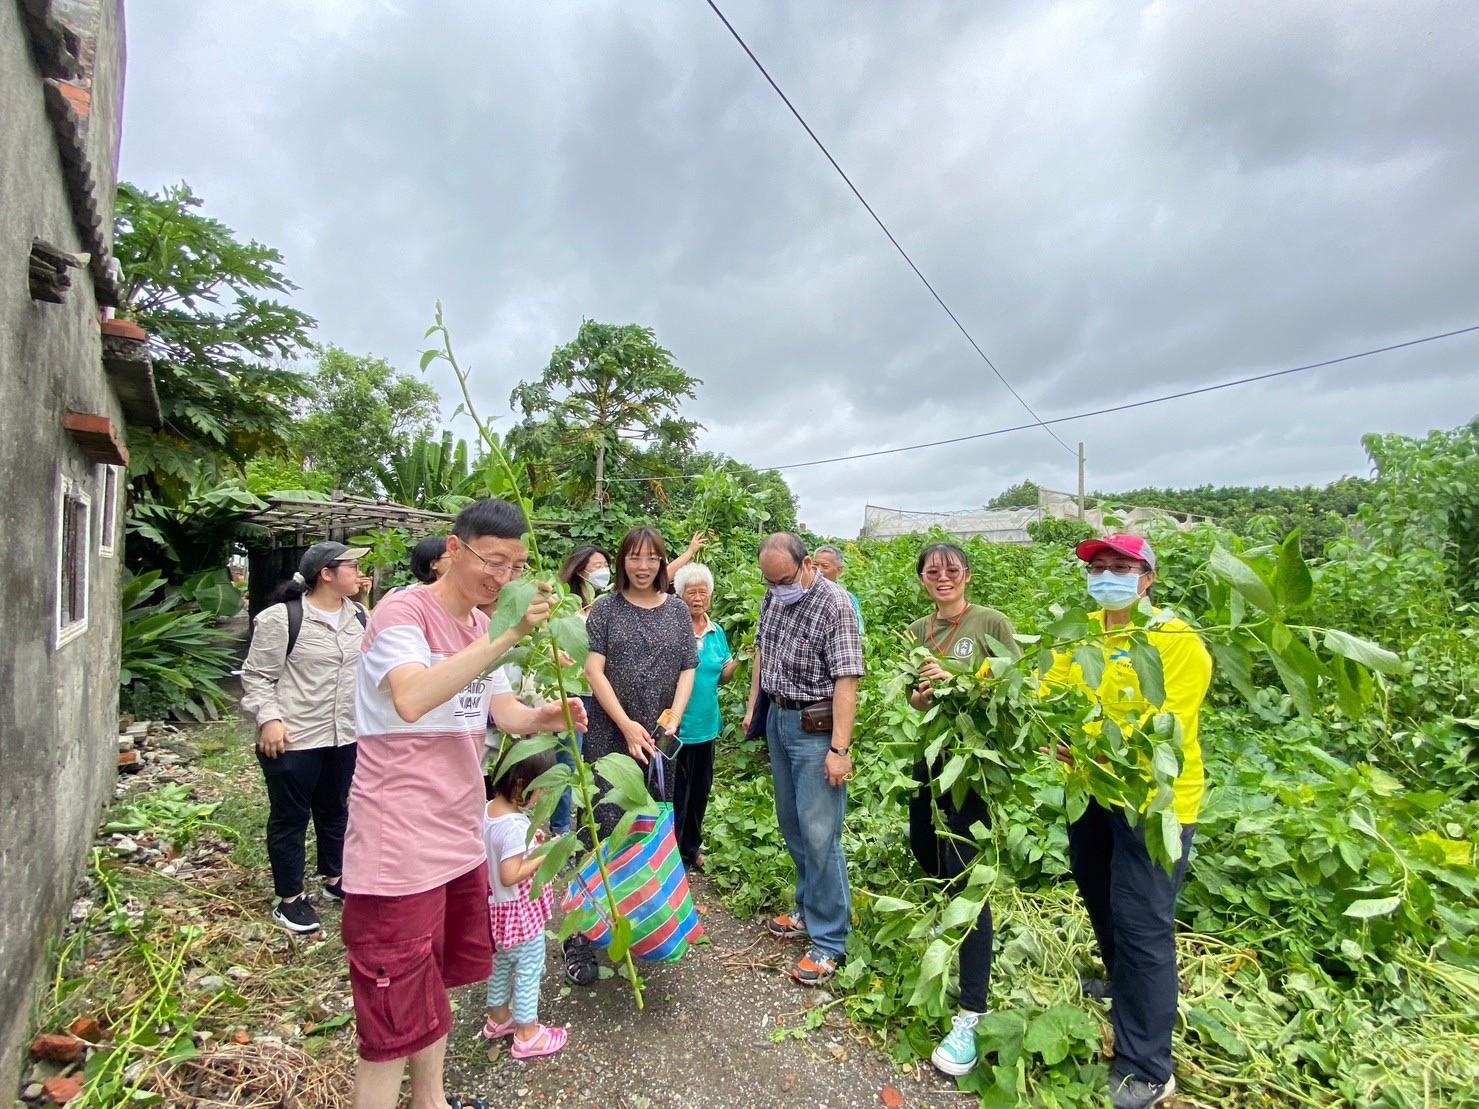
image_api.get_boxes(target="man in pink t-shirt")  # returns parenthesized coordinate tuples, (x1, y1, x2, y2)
(344, 497, 586, 1109)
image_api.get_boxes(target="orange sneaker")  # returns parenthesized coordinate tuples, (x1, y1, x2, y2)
(767, 910, 807, 939)
(791, 948, 839, 987)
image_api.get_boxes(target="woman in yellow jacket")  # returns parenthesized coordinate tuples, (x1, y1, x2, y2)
(1045, 534, 1211, 1109)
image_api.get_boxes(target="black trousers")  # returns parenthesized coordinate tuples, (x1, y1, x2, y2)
(257, 744, 358, 899)
(673, 741, 716, 866)
(909, 764, 993, 1014)
(1067, 799, 1196, 1086)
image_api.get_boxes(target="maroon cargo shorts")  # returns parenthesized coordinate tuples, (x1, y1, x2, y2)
(342, 862, 492, 1062)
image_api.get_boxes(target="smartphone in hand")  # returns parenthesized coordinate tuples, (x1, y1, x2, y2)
(653, 708, 680, 756)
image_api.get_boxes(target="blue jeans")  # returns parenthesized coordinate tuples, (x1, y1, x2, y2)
(767, 703, 851, 959)
(550, 729, 584, 836)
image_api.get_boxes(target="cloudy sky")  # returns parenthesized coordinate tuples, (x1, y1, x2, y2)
(118, 0, 1479, 535)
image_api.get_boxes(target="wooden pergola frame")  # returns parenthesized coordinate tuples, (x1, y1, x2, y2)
(249, 493, 453, 546)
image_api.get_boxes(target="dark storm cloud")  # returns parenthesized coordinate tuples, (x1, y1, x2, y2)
(119, 1, 1479, 534)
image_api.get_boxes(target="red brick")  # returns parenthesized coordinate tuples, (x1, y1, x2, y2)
(43, 1074, 85, 1104)
(56, 81, 91, 118)
(30, 1033, 84, 1063)
(100, 317, 147, 342)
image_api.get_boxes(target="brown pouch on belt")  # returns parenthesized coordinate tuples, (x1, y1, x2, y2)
(799, 700, 834, 734)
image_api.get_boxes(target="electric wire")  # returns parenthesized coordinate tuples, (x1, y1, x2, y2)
(764, 323, 1479, 471)
(596, 323, 1479, 480)
(701, 0, 1076, 456)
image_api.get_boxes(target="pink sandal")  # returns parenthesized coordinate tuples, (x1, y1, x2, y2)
(511, 1023, 568, 1059)
(480, 1014, 516, 1040)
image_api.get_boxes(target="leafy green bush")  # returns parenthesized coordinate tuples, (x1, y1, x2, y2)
(119, 572, 235, 722)
(1025, 515, 1095, 546)
(348, 526, 414, 588)
(687, 504, 1477, 1106)
(244, 453, 334, 495)
(125, 478, 266, 581)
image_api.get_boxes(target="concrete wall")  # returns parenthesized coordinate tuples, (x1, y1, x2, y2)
(0, 0, 128, 1093)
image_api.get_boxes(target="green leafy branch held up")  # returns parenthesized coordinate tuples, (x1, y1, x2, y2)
(883, 533, 1403, 876)
(420, 303, 653, 1005)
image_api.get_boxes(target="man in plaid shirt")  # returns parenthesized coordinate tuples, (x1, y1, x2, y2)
(743, 533, 864, 986)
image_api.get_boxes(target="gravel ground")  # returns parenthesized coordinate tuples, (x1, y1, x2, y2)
(442, 875, 968, 1109)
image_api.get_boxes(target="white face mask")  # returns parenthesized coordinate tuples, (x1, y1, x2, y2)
(1087, 569, 1142, 611)
(585, 566, 612, 591)
(769, 581, 805, 606)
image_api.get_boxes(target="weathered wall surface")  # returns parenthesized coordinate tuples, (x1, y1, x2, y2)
(0, 0, 128, 1093)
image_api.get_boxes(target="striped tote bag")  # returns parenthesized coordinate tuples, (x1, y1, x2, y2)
(560, 761, 704, 962)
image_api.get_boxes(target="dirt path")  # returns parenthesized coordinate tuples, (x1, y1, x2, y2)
(24, 721, 970, 1109)
(442, 876, 966, 1109)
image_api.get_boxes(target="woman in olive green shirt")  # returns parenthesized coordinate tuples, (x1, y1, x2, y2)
(906, 542, 1021, 1077)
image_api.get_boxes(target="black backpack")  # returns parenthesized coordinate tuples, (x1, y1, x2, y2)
(284, 596, 367, 657)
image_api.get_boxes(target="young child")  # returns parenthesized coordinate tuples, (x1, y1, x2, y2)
(480, 744, 568, 1059)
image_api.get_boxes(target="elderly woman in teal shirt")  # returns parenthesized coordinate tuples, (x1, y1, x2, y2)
(672, 563, 739, 870)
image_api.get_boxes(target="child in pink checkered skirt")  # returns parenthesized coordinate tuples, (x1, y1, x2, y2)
(480, 744, 567, 1059)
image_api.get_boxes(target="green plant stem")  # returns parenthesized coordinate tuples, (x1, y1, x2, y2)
(431, 309, 644, 1005)
(69, 855, 214, 1108)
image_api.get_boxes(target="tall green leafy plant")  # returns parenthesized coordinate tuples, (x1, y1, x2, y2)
(120, 572, 235, 721)
(125, 478, 265, 584)
(421, 304, 660, 1005)
(348, 527, 414, 588)
(375, 430, 482, 512)
(1358, 418, 1479, 605)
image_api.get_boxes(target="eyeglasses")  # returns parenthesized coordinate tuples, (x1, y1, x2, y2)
(625, 554, 663, 566)
(921, 566, 965, 581)
(462, 546, 528, 579)
(764, 564, 802, 589)
(1088, 561, 1148, 576)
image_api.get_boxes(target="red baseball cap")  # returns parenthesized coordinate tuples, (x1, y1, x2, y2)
(1075, 533, 1157, 571)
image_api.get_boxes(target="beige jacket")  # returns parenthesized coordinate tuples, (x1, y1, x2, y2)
(240, 599, 364, 750)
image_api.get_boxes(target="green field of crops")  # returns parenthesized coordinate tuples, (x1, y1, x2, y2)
(687, 425, 1478, 1107)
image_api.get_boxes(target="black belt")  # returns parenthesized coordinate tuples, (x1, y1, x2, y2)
(768, 694, 823, 711)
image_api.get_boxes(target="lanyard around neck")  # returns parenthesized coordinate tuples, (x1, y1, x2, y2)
(927, 606, 970, 657)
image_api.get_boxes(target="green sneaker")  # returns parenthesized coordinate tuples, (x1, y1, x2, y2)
(930, 1011, 982, 1076)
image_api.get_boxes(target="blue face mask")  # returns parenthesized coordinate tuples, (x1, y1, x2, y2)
(1087, 570, 1142, 611)
(769, 581, 806, 606)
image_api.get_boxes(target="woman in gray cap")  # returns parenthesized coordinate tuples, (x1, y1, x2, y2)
(241, 541, 370, 933)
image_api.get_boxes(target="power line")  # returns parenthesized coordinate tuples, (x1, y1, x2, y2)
(763, 324, 1479, 471)
(701, 0, 1076, 457)
(605, 323, 1478, 480)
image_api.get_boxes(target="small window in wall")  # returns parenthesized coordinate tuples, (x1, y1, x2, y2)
(96, 464, 121, 557)
(56, 480, 91, 646)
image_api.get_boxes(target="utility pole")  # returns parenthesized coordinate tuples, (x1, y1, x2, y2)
(1077, 442, 1086, 521)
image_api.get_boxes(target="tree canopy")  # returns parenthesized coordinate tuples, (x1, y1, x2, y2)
(115, 181, 315, 500)
(508, 320, 702, 507)
(294, 345, 442, 496)
(986, 479, 1042, 509)
(1097, 477, 1373, 555)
